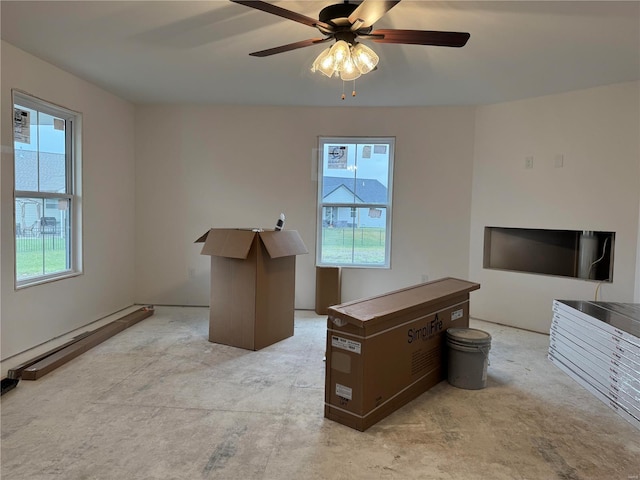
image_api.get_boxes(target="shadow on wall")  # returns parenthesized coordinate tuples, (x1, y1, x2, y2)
(152, 271, 210, 308)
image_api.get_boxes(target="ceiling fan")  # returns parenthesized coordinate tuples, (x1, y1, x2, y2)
(231, 0, 470, 98)
(230, 0, 470, 57)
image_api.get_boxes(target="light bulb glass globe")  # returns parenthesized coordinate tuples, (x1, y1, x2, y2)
(352, 43, 379, 74)
(340, 56, 362, 81)
(329, 40, 351, 72)
(311, 47, 335, 78)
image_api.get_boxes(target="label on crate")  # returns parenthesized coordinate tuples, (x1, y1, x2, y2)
(332, 335, 362, 354)
(451, 309, 464, 321)
(336, 383, 353, 400)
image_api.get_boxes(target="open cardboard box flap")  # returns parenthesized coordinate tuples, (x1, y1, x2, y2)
(199, 229, 255, 259)
(259, 230, 308, 258)
(197, 228, 307, 259)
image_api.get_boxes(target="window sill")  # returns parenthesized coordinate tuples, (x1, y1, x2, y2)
(16, 270, 83, 290)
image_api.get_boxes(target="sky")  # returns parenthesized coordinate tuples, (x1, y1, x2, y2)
(322, 140, 393, 187)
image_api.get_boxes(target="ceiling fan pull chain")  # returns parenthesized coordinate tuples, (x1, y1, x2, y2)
(352, 79, 357, 97)
(341, 81, 346, 100)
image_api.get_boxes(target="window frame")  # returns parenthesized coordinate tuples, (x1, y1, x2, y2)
(316, 136, 395, 269)
(12, 90, 82, 288)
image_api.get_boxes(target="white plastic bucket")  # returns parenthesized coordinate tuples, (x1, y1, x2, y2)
(446, 328, 492, 390)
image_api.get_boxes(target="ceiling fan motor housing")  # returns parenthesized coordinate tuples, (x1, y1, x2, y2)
(318, 3, 359, 25)
(318, 3, 374, 39)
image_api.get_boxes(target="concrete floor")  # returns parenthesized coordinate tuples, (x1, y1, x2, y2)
(1, 307, 638, 480)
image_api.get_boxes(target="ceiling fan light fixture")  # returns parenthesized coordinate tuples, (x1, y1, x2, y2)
(351, 42, 379, 74)
(312, 41, 378, 81)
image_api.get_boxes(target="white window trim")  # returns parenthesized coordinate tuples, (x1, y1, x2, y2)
(12, 90, 83, 289)
(316, 136, 395, 268)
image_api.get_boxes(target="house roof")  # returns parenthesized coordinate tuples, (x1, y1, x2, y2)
(14, 150, 66, 193)
(323, 176, 388, 204)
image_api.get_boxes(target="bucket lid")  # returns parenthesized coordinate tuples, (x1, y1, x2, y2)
(446, 328, 492, 345)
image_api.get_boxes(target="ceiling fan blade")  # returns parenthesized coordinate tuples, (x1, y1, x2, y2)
(348, 0, 401, 30)
(369, 29, 470, 47)
(249, 38, 332, 57)
(231, 0, 332, 31)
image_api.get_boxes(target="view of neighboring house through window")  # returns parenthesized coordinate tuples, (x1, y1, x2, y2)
(13, 91, 81, 287)
(317, 137, 394, 267)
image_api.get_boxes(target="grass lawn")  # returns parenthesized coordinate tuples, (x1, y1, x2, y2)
(16, 228, 385, 277)
(321, 226, 386, 265)
(16, 236, 68, 279)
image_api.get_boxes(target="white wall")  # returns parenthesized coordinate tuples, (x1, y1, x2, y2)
(469, 82, 640, 333)
(0, 42, 136, 359)
(5, 44, 637, 360)
(134, 105, 477, 308)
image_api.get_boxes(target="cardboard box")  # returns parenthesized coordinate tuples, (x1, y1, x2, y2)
(325, 277, 480, 431)
(315, 266, 341, 315)
(198, 228, 308, 350)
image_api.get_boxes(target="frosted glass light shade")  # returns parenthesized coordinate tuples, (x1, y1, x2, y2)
(352, 43, 379, 74)
(340, 56, 361, 81)
(311, 47, 335, 78)
(329, 40, 351, 72)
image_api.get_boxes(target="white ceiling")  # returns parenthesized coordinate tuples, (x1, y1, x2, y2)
(2, 1, 639, 107)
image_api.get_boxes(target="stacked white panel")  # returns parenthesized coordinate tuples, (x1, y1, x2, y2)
(548, 300, 640, 430)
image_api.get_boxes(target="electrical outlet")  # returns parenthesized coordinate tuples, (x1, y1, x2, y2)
(421, 274, 429, 283)
(525, 156, 534, 169)
(188, 267, 196, 279)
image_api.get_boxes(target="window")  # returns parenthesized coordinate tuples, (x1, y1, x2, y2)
(317, 136, 394, 267)
(13, 91, 81, 287)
